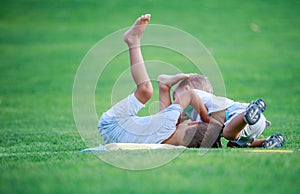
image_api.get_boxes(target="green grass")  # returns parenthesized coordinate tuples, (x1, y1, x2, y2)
(1, 0, 299, 193)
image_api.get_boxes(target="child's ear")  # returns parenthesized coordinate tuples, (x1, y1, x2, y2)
(184, 85, 190, 91)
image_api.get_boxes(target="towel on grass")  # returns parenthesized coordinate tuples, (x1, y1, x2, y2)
(81, 143, 186, 152)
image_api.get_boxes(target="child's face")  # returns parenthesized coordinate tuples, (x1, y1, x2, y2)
(173, 86, 189, 101)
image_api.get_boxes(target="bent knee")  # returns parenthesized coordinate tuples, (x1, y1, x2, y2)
(136, 81, 153, 102)
(222, 129, 238, 141)
(138, 81, 153, 97)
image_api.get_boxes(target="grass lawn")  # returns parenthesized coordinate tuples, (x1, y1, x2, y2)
(1, 0, 299, 193)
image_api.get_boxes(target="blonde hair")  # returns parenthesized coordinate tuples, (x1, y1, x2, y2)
(177, 74, 213, 93)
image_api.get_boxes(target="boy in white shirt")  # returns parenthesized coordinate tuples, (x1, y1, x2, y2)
(173, 75, 285, 148)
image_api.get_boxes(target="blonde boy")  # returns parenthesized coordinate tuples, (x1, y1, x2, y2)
(173, 75, 285, 148)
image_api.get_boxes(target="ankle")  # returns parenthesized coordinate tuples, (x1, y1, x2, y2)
(123, 35, 141, 47)
(137, 82, 153, 98)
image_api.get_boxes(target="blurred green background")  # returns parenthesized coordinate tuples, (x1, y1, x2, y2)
(1, 0, 299, 193)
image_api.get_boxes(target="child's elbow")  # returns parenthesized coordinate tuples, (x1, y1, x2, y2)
(202, 115, 211, 123)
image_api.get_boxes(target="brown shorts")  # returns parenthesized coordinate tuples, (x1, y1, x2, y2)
(199, 110, 225, 148)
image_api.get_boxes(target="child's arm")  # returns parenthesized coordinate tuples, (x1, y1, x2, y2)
(173, 90, 211, 123)
(180, 112, 190, 122)
(190, 91, 211, 123)
(158, 74, 190, 111)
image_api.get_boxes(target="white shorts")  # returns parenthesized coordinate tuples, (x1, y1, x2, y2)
(98, 93, 183, 144)
(225, 103, 267, 146)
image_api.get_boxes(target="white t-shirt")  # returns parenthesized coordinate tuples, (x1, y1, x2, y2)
(184, 89, 235, 122)
(98, 94, 183, 144)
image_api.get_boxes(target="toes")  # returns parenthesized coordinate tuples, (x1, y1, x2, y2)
(140, 14, 151, 22)
(145, 14, 151, 21)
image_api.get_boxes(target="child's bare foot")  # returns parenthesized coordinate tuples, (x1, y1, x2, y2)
(123, 14, 151, 47)
(158, 74, 190, 88)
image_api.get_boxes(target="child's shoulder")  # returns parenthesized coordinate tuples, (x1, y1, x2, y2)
(192, 89, 212, 97)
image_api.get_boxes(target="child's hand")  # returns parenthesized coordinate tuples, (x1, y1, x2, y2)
(180, 112, 189, 122)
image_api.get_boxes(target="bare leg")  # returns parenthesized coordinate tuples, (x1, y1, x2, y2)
(123, 14, 152, 104)
(223, 112, 247, 140)
(249, 139, 265, 147)
(157, 74, 189, 110)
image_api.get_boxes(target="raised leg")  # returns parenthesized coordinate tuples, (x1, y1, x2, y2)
(123, 14, 152, 104)
(223, 112, 247, 140)
(224, 99, 267, 141)
(249, 139, 265, 147)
